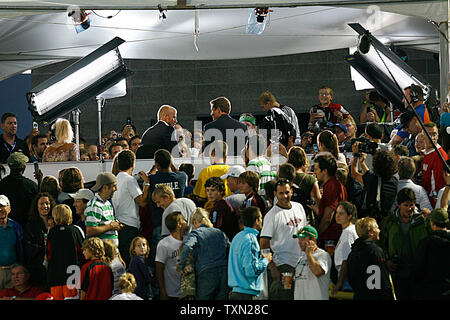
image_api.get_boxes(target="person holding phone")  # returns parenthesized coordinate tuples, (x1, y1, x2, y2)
(293, 225, 332, 300)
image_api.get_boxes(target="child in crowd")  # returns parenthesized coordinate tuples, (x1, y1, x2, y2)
(80, 237, 113, 300)
(46, 204, 84, 300)
(103, 239, 126, 296)
(205, 176, 240, 241)
(128, 236, 153, 300)
(109, 273, 143, 300)
(179, 163, 195, 196)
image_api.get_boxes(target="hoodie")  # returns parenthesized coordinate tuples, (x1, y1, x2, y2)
(413, 230, 450, 299)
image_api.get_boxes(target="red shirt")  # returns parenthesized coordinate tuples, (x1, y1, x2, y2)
(80, 259, 113, 300)
(210, 199, 240, 241)
(0, 286, 45, 299)
(318, 176, 347, 242)
(421, 145, 448, 207)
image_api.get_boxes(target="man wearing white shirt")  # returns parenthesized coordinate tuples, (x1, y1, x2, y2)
(152, 184, 196, 238)
(260, 179, 307, 300)
(112, 149, 150, 265)
(392, 156, 432, 212)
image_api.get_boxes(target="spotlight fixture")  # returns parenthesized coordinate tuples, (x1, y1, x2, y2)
(68, 9, 91, 33)
(254, 7, 270, 23)
(346, 23, 431, 112)
(27, 37, 133, 126)
(245, 7, 272, 35)
(158, 4, 167, 20)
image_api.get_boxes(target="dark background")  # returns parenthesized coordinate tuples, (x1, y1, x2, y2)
(25, 47, 440, 145)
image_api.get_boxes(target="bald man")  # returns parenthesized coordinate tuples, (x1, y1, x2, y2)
(138, 105, 180, 159)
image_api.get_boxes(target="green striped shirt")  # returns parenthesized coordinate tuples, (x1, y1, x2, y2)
(246, 156, 277, 192)
(85, 193, 118, 246)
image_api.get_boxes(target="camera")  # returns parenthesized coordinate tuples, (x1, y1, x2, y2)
(351, 137, 379, 155)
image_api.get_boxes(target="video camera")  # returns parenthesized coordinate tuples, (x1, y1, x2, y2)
(351, 137, 379, 155)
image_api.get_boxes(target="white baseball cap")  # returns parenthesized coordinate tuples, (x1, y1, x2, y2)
(221, 165, 246, 179)
(69, 189, 95, 201)
(0, 195, 10, 207)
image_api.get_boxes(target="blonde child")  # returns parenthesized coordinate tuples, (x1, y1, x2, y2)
(127, 236, 152, 300)
(103, 239, 126, 296)
(109, 273, 143, 300)
(80, 237, 113, 300)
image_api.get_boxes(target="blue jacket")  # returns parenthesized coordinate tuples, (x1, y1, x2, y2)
(179, 224, 229, 274)
(227, 227, 269, 296)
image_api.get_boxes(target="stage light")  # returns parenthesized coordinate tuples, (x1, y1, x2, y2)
(346, 23, 432, 111)
(27, 37, 133, 126)
(246, 7, 272, 35)
(68, 9, 91, 33)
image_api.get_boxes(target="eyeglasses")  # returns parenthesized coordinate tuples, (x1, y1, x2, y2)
(275, 179, 291, 187)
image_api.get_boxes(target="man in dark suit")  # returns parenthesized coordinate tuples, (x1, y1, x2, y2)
(203, 96, 248, 157)
(137, 105, 179, 159)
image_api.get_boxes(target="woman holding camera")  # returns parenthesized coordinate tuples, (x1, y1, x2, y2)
(42, 118, 79, 162)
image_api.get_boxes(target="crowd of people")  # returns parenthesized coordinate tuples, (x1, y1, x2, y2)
(0, 86, 449, 301)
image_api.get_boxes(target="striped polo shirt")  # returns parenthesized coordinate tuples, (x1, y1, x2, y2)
(246, 156, 277, 194)
(85, 193, 118, 246)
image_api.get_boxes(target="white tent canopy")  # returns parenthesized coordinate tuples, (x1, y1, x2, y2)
(0, 1, 446, 82)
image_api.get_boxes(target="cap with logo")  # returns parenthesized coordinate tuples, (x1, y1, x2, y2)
(221, 165, 246, 179)
(293, 225, 318, 239)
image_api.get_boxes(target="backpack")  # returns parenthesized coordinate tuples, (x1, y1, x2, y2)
(291, 177, 316, 226)
(260, 108, 296, 148)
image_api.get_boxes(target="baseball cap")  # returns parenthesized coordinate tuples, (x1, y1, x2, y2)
(332, 123, 348, 134)
(0, 195, 10, 207)
(221, 165, 246, 179)
(301, 131, 314, 137)
(91, 172, 117, 192)
(7, 152, 28, 169)
(293, 225, 318, 239)
(430, 208, 449, 225)
(69, 188, 95, 201)
(398, 111, 415, 129)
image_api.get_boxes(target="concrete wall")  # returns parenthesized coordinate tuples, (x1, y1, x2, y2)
(31, 47, 440, 145)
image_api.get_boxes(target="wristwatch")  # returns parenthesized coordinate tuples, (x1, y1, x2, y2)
(11, 296, 16, 300)
(143, 182, 150, 187)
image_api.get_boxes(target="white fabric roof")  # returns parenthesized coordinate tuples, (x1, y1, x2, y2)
(0, 1, 445, 81)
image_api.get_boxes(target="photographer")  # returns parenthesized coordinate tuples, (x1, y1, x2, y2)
(351, 145, 398, 222)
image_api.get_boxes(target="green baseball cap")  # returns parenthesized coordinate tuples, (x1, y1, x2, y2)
(430, 208, 449, 225)
(293, 225, 318, 239)
(7, 152, 28, 169)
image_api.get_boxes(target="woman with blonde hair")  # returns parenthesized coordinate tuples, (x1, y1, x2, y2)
(43, 118, 79, 162)
(109, 273, 143, 300)
(178, 208, 229, 300)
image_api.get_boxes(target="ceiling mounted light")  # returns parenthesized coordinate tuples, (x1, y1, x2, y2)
(246, 7, 272, 35)
(27, 37, 133, 126)
(68, 9, 91, 33)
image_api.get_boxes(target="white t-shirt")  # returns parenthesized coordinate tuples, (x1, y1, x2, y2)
(109, 292, 143, 300)
(435, 187, 450, 209)
(110, 257, 126, 295)
(260, 202, 307, 267)
(161, 198, 196, 237)
(155, 235, 183, 298)
(294, 249, 331, 300)
(334, 224, 358, 267)
(112, 171, 143, 229)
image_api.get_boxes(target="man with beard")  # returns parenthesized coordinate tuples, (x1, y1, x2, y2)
(0, 113, 30, 164)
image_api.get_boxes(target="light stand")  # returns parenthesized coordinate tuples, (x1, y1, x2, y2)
(71, 108, 81, 158)
(96, 97, 105, 162)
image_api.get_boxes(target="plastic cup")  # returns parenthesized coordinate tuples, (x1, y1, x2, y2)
(282, 273, 293, 289)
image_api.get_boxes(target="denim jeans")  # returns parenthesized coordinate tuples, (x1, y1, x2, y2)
(196, 266, 228, 300)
